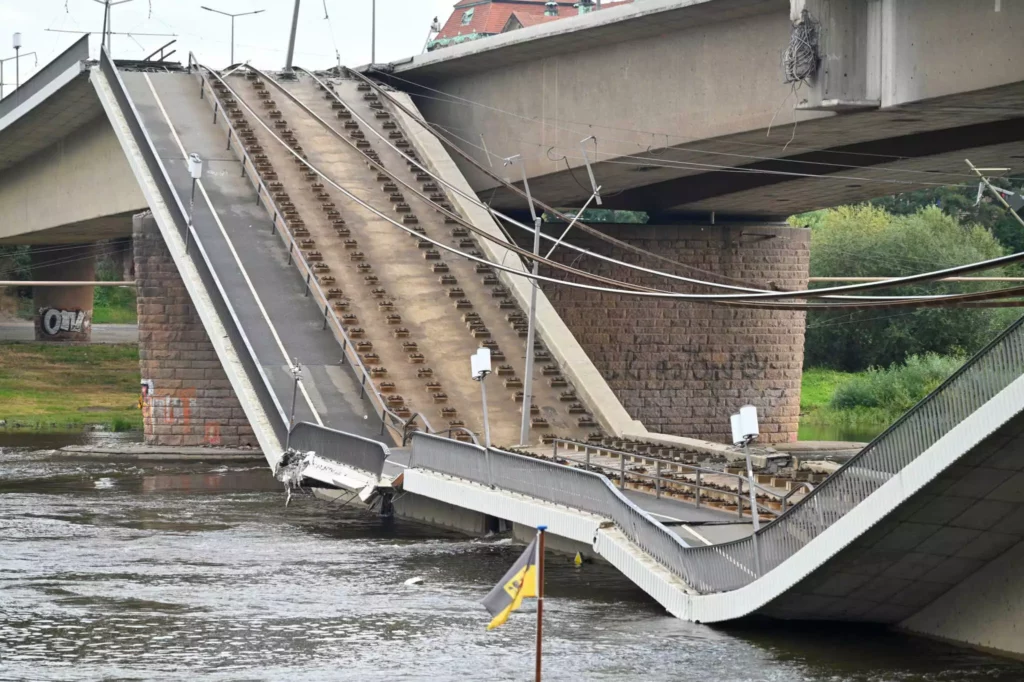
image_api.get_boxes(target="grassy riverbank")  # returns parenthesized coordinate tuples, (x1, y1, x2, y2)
(800, 354, 964, 441)
(0, 343, 141, 432)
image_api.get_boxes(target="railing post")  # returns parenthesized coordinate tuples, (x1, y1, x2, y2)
(619, 454, 625, 490)
(304, 272, 311, 296)
(226, 127, 232, 151)
(359, 373, 366, 398)
(255, 182, 262, 205)
(340, 339, 347, 364)
(655, 460, 661, 499)
(695, 471, 701, 508)
(286, 242, 293, 265)
(213, 103, 218, 124)
(322, 304, 329, 329)
(552, 439, 557, 460)
(585, 447, 590, 471)
(240, 154, 246, 176)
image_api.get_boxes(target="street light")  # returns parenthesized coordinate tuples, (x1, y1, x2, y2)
(200, 5, 265, 66)
(12, 33, 21, 96)
(371, 0, 376, 64)
(186, 153, 203, 254)
(471, 347, 495, 487)
(0, 43, 36, 101)
(731, 404, 762, 576)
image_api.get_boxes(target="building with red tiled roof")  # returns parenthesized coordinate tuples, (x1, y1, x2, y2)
(427, 0, 632, 51)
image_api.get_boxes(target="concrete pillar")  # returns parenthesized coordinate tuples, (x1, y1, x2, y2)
(535, 222, 810, 445)
(31, 243, 96, 342)
(134, 212, 256, 448)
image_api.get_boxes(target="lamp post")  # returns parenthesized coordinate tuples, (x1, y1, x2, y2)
(371, 0, 376, 64)
(471, 347, 494, 486)
(731, 404, 762, 577)
(0, 48, 36, 101)
(12, 33, 20, 100)
(200, 6, 265, 65)
(186, 153, 203, 254)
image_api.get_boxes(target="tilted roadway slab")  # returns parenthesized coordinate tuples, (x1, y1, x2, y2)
(225, 70, 596, 446)
(121, 71, 386, 442)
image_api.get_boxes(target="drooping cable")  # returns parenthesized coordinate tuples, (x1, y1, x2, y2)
(201, 64, 1024, 311)
(294, 66, 1024, 304)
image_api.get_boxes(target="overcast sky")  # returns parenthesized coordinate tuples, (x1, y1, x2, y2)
(0, 0, 456, 82)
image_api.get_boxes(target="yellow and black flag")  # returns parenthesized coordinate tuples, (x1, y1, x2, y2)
(482, 536, 539, 630)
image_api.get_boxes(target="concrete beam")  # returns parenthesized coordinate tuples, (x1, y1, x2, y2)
(0, 116, 145, 242)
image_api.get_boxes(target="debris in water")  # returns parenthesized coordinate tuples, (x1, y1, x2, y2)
(274, 450, 315, 506)
(404, 577, 425, 586)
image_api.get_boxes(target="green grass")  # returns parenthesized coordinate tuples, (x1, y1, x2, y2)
(0, 342, 142, 432)
(92, 285, 137, 324)
(799, 354, 964, 440)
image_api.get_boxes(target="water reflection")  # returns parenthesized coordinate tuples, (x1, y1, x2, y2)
(1, 447, 1021, 681)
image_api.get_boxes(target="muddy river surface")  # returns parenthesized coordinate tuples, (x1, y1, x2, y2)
(2, 443, 1023, 681)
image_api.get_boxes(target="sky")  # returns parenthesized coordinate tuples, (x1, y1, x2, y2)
(0, 0, 456, 83)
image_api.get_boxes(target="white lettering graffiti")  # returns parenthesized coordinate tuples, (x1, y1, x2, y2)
(39, 308, 90, 336)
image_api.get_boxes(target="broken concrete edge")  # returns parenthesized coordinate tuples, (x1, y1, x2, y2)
(389, 91, 642, 438)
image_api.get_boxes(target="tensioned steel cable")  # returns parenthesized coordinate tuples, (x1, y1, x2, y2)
(202, 64, 1024, 311)
(293, 66, 1024, 305)
(348, 67, 1024, 299)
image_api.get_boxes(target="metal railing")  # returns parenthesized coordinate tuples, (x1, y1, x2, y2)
(100, 47, 289, 448)
(410, 316, 1024, 592)
(289, 422, 390, 478)
(186, 55, 434, 441)
(546, 438, 787, 518)
(409, 432, 708, 587)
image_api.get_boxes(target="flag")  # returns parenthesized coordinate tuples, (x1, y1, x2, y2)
(481, 536, 539, 630)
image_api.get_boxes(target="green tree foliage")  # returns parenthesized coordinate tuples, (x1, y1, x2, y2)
(803, 205, 1018, 371)
(870, 178, 1024, 253)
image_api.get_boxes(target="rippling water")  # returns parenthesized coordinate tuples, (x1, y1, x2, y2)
(1, 446, 1022, 681)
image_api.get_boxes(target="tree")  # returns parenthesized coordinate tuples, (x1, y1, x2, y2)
(802, 205, 1018, 371)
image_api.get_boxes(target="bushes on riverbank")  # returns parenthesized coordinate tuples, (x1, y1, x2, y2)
(799, 205, 1016, 372)
(802, 353, 964, 431)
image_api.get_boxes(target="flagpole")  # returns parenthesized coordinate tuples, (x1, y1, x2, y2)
(535, 525, 546, 682)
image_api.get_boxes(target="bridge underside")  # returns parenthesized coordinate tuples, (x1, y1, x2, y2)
(387, 0, 1024, 220)
(761, 410, 1024, 626)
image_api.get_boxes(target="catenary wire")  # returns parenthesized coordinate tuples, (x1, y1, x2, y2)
(204, 64, 1024, 311)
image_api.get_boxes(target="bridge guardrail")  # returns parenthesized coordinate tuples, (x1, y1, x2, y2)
(411, 314, 1024, 593)
(289, 422, 390, 478)
(99, 47, 289, 448)
(409, 432, 714, 588)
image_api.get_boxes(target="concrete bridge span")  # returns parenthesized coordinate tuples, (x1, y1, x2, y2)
(2, 32, 1024, 660)
(383, 0, 1024, 220)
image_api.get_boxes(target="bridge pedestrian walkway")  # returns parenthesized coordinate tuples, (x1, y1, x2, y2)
(118, 70, 386, 442)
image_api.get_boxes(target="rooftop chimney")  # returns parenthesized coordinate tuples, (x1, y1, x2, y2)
(575, 0, 596, 14)
(545, 1, 559, 16)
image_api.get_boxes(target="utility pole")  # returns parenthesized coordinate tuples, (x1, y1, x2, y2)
(371, 0, 377, 63)
(285, 0, 301, 70)
(92, 0, 136, 57)
(201, 6, 265, 65)
(504, 155, 542, 447)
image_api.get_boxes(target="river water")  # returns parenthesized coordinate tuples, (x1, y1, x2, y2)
(2, 443, 1023, 682)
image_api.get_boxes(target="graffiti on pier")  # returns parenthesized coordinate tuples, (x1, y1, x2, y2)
(39, 308, 90, 336)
